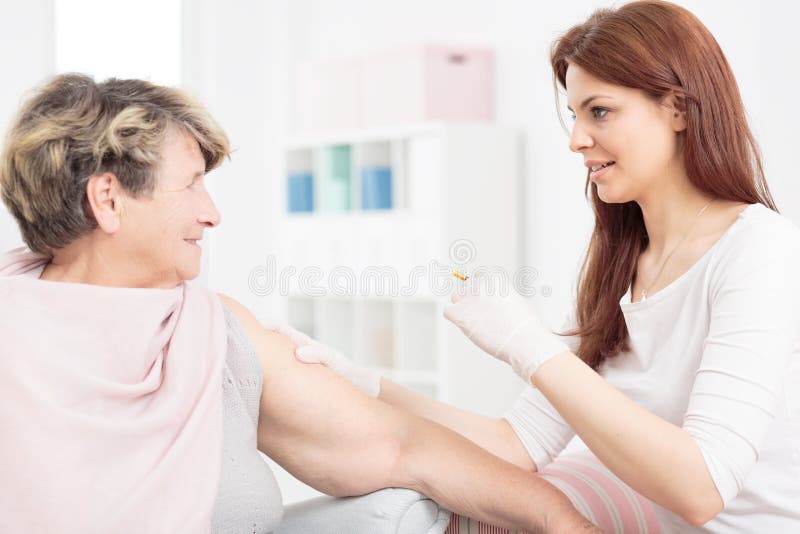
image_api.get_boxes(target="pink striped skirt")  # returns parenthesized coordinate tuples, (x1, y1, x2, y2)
(445, 451, 661, 533)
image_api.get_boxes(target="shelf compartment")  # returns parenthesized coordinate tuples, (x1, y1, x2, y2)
(395, 300, 439, 372)
(354, 299, 394, 368)
(317, 145, 352, 212)
(355, 141, 393, 211)
(314, 298, 356, 358)
(286, 149, 314, 213)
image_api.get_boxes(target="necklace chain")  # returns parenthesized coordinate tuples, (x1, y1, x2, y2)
(640, 200, 713, 302)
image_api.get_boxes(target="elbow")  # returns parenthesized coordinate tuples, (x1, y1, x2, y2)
(326, 435, 411, 497)
(392, 441, 423, 495)
(680, 491, 724, 527)
(683, 509, 719, 528)
(389, 417, 435, 495)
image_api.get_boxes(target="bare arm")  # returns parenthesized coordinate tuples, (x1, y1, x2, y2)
(220, 295, 598, 533)
(379, 378, 538, 473)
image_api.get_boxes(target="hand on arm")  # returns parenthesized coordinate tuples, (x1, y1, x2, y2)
(294, 337, 381, 398)
(219, 295, 600, 533)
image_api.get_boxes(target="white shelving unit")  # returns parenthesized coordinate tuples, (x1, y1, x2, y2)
(268, 122, 526, 503)
(278, 122, 523, 408)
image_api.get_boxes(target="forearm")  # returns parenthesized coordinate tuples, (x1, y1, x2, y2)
(532, 352, 723, 524)
(259, 359, 591, 531)
(262, 361, 589, 531)
(396, 413, 597, 533)
(380, 378, 537, 472)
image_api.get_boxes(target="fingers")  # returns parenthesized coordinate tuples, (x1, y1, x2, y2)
(443, 297, 494, 344)
(450, 271, 507, 304)
(261, 319, 314, 347)
(443, 299, 477, 328)
(260, 318, 285, 332)
(295, 344, 326, 363)
(285, 330, 313, 348)
(442, 301, 464, 325)
(450, 272, 483, 304)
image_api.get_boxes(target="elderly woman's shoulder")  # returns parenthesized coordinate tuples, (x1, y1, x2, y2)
(217, 293, 297, 374)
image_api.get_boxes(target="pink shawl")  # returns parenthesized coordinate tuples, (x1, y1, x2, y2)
(0, 247, 226, 533)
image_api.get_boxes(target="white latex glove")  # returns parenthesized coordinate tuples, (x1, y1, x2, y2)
(294, 342, 382, 398)
(262, 319, 381, 398)
(260, 319, 314, 347)
(443, 274, 570, 385)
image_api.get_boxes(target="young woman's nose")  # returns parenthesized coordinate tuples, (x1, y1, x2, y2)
(569, 121, 595, 153)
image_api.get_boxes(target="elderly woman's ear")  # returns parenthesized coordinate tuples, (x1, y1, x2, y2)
(86, 172, 125, 234)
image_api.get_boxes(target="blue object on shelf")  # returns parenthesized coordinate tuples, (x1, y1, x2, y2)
(360, 166, 392, 210)
(287, 172, 314, 212)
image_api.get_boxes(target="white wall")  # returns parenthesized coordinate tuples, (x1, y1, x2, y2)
(54, 0, 182, 86)
(0, 0, 55, 251)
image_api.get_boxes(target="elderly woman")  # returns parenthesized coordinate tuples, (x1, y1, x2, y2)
(0, 74, 600, 533)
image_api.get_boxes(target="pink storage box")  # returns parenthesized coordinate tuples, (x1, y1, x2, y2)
(294, 45, 493, 133)
(361, 45, 493, 128)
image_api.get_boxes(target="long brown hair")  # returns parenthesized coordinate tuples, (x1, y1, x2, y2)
(551, 0, 777, 370)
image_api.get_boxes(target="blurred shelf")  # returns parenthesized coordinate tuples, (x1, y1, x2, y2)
(276, 122, 521, 406)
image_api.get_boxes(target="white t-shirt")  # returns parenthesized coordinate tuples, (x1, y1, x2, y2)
(504, 203, 800, 533)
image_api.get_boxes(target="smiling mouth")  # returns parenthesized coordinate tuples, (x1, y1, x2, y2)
(590, 161, 615, 172)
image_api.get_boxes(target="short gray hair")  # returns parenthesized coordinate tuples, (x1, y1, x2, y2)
(0, 73, 230, 255)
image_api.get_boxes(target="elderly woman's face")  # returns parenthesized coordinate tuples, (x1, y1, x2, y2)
(121, 127, 220, 284)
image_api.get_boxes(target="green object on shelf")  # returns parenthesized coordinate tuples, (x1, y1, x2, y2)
(319, 145, 351, 211)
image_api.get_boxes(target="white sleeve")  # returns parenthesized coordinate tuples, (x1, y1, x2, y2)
(682, 234, 800, 505)
(502, 311, 579, 469)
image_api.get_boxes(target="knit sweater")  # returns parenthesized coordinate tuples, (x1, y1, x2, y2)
(211, 306, 283, 533)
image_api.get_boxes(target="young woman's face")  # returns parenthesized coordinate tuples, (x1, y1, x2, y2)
(565, 63, 685, 204)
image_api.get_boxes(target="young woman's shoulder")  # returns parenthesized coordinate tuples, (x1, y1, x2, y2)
(720, 202, 800, 254)
(710, 202, 800, 288)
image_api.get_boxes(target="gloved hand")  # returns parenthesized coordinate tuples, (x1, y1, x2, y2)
(295, 342, 382, 398)
(443, 274, 570, 385)
(261, 319, 314, 347)
(262, 319, 382, 398)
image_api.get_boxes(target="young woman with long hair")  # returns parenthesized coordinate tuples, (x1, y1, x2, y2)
(296, 1, 800, 532)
